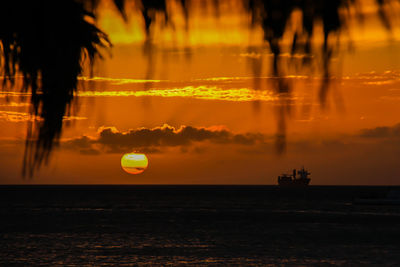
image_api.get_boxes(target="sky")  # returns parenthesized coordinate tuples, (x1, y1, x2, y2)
(1, 0, 400, 184)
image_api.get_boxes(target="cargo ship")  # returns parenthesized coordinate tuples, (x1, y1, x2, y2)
(278, 167, 311, 187)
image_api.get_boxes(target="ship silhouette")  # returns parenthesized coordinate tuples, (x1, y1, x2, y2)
(278, 167, 311, 187)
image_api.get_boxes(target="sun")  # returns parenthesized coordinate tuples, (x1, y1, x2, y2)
(121, 153, 149, 175)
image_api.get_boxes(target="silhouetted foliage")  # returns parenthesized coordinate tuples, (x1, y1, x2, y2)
(241, 0, 393, 153)
(0, 0, 111, 176)
(140, 0, 169, 38)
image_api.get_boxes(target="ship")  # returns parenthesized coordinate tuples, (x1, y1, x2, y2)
(278, 167, 311, 187)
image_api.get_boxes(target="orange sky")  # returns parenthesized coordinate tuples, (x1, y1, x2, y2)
(1, 0, 400, 184)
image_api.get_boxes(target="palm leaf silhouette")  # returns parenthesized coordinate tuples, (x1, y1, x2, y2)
(0, 1, 111, 176)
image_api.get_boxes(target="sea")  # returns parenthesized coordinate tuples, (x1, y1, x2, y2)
(1, 185, 400, 266)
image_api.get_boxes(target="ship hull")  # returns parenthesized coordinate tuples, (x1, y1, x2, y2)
(278, 179, 310, 187)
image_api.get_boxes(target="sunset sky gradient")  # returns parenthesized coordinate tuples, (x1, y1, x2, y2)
(1, 0, 400, 184)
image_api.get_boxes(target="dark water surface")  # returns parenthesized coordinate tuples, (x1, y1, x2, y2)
(1, 185, 400, 266)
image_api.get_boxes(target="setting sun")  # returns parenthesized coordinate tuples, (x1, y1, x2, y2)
(121, 153, 149, 175)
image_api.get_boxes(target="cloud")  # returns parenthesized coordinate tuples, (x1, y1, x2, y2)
(0, 102, 30, 107)
(359, 123, 400, 138)
(342, 70, 400, 86)
(239, 52, 263, 59)
(79, 76, 162, 85)
(63, 136, 101, 155)
(97, 124, 264, 148)
(0, 111, 39, 122)
(195, 77, 251, 82)
(0, 111, 87, 123)
(61, 122, 400, 156)
(79, 148, 101, 155)
(239, 122, 400, 154)
(65, 135, 93, 149)
(363, 80, 396, 85)
(77, 86, 278, 102)
(63, 124, 266, 155)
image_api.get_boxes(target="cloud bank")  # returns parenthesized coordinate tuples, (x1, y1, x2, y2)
(63, 122, 400, 156)
(63, 124, 266, 154)
(359, 123, 400, 138)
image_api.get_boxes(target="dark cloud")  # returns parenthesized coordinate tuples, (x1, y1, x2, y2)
(79, 148, 101, 155)
(63, 136, 101, 155)
(359, 123, 400, 138)
(96, 124, 265, 150)
(62, 122, 400, 156)
(64, 136, 93, 149)
(63, 124, 266, 155)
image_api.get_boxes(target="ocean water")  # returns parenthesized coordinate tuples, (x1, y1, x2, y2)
(1, 185, 400, 266)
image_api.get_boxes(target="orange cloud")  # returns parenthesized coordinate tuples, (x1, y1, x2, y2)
(77, 86, 278, 102)
(79, 76, 162, 85)
(0, 111, 86, 123)
(0, 111, 40, 122)
(0, 102, 30, 107)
